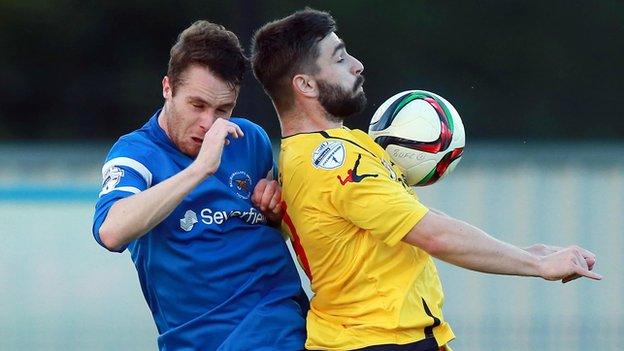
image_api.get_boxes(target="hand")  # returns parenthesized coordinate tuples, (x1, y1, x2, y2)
(537, 245, 602, 283)
(526, 243, 597, 282)
(251, 179, 284, 225)
(524, 243, 564, 257)
(191, 118, 244, 178)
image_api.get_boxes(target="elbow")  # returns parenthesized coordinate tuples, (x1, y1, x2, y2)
(98, 224, 126, 253)
(404, 218, 453, 257)
(419, 232, 451, 257)
(403, 211, 455, 257)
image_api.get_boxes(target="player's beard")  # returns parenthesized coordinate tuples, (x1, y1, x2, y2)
(317, 75, 367, 122)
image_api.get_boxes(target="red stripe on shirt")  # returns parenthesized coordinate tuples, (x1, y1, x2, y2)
(282, 202, 313, 281)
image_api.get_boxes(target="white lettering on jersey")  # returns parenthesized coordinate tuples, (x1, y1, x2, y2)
(199, 207, 266, 226)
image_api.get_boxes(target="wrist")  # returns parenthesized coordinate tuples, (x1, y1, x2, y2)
(532, 254, 547, 278)
(187, 161, 214, 181)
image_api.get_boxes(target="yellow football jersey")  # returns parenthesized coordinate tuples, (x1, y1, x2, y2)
(280, 127, 454, 351)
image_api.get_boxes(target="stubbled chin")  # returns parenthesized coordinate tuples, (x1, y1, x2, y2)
(187, 146, 200, 158)
(177, 141, 200, 158)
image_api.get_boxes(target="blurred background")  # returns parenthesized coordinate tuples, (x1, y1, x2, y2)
(1, 0, 622, 350)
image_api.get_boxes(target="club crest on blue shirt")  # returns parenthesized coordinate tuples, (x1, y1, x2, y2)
(229, 171, 253, 199)
(101, 165, 124, 194)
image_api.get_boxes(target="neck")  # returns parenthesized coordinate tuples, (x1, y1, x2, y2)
(278, 100, 343, 137)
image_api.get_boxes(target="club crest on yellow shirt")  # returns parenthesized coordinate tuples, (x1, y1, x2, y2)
(312, 141, 345, 170)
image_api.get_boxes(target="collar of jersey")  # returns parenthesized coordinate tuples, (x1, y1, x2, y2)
(281, 126, 351, 141)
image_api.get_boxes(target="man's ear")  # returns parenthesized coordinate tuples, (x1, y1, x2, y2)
(162, 76, 172, 99)
(292, 74, 318, 98)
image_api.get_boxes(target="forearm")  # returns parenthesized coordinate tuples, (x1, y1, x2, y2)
(404, 212, 541, 277)
(433, 218, 540, 276)
(99, 164, 205, 250)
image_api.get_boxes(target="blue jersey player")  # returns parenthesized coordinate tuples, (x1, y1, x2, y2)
(92, 21, 307, 350)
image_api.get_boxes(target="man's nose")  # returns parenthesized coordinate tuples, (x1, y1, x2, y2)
(352, 55, 364, 75)
(198, 110, 217, 132)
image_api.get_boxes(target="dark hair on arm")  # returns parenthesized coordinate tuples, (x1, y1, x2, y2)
(250, 8, 336, 109)
(168, 20, 249, 94)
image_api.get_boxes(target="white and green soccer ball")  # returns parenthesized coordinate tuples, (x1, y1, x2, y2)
(369, 90, 465, 186)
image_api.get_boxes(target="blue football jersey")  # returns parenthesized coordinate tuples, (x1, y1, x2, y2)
(92, 110, 307, 351)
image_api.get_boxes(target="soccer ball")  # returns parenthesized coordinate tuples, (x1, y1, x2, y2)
(368, 90, 465, 186)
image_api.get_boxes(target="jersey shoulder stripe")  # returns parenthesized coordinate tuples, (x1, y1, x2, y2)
(102, 157, 153, 186)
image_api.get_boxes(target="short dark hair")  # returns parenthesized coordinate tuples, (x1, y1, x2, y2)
(168, 20, 248, 93)
(251, 9, 336, 109)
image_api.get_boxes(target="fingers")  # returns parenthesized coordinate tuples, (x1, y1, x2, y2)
(578, 247, 596, 270)
(224, 122, 244, 140)
(192, 119, 245, 178)
(566, 245, 597, 271)
(252, 179, 281, 212)
(261, 181, 277, 210)
(260, 181, 278, 211)
(540, 246, 602, 283)
(251, 179, 284, 224)
(572, 265, 603, 281)
(562, 273, 581, 284)
(573, 249, 588, 271)
(562, 248, 602, 283)
(252, 179, 268, 207)
(273, 202, 282, 216)
(269, 186, 282, 213)
(586, 257, 596, 271)
(205, 119, 244, 145)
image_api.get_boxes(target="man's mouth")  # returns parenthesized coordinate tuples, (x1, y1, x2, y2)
(191, 137, 203, 144)
(353, 75, 365, 92)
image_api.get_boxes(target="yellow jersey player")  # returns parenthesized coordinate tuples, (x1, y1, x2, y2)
(251, 8, 601, 351)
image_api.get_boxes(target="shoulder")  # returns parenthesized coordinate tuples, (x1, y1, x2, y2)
(102, 128, 164, 182)
(107, 130, 158, 161)
(281, 130, 390, 185)
(284, 130, 376, 168)
(280, 132, 352, 182)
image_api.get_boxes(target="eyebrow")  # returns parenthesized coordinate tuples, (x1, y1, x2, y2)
(332, 41, 346, 57)
(187, 96, 208, 104)
(187, 96, 234, 110)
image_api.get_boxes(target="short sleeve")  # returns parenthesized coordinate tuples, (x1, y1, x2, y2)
(92, 141, 154, 252)
(328, 149, 428, 246)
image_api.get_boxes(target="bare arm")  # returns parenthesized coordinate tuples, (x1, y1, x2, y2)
(403, 211, 602, 281)
(98, 118, 244, 251)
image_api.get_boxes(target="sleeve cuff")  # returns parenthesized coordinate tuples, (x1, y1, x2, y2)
(384, 204, 430, 247)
